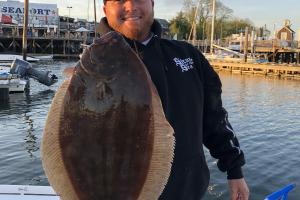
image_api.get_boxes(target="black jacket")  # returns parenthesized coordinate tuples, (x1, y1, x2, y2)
(98, 18, 245, 200)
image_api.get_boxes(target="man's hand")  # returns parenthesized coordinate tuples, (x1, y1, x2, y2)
(228, 178, 249, 200)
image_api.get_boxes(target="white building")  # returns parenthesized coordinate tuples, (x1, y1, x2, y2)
(0, 0, 59, 27)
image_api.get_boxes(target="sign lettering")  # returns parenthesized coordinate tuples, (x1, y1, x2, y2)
(1, 7, 54, 16)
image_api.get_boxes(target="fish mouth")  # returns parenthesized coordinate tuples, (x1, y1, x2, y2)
(87, 31, 129, 74)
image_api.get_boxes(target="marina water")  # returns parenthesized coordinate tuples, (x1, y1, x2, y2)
(0, 61, 299, 199)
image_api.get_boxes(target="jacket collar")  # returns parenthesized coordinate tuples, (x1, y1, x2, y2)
(97, 17, 163, 39)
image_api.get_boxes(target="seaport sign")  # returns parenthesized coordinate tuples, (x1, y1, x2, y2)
(1, 7, 55, 16)
(0, 0, 58, 25)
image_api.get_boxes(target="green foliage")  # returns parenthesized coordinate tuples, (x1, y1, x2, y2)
(169, 11, 191, 40)
(169, 0, 254, 40)
(221, 18, 254, 37)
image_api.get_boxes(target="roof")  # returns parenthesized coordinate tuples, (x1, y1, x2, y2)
(279, 26, 295, 33)
(75, 27, 90, 32)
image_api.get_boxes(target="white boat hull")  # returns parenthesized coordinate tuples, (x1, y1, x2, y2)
(32, 55, 53, 61)
(0, 185, 59, 200)
(0, 74, 28, 93)
(7, 78, 28, 92)
(0, 54, 39, 62)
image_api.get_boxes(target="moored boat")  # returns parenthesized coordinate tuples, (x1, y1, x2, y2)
(0, 72, 29, 93)
(0, 54, 39, 63)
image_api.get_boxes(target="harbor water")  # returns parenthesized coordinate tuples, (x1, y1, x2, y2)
(0, 61, 300, 199)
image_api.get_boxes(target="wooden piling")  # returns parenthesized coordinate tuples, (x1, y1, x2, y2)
(22, 0, 29, 61)
(0, 88, 9, 101)
(244, 27, 249, 63)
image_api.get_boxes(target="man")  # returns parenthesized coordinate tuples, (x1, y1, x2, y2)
(98, 0, 250, 199)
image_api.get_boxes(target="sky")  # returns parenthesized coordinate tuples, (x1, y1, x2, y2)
(27, 0, 300, 35)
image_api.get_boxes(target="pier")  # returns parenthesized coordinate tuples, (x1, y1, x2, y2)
(208, 59, 300, 79)
(0, 35, 86, 59)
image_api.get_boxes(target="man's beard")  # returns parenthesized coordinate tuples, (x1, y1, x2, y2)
(113, 10, 154, 41)
(121, 26, 147, 41)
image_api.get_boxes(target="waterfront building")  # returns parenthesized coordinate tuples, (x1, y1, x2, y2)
(0, 0, 58, 37)
(276, 20, 295, 41)
(0, 0, 58, 26)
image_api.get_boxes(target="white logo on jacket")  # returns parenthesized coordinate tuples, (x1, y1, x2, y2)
(173, 57, 194, 72)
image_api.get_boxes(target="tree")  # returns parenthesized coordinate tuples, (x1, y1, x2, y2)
(214, 1, 233, 39)
(221, 18, 253, 37)
(169, 11, 191, 40)
(169, 0, 254, 41)
(180, 0, 233, 40)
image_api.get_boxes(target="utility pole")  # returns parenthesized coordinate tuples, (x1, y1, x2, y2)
(67, 6, 72, 59)
(87, 0, 90, 21)
(93, 0, 97, 38)
(210, 0, 216, 54)
(67, 6, 72, 31)
(22, 0, 29, 61)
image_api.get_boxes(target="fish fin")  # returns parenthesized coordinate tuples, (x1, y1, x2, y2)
(41, 79, 79, 200)
(63, 67, 75, 78)
(138, 87, 175, 200)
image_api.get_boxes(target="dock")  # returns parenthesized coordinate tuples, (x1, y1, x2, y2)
(208, 59, 300, 79)
(0, 35, 87, 59)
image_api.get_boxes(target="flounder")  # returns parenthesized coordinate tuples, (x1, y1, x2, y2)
(41, 31, 174, 200)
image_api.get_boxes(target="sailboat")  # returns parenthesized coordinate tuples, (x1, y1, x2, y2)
(202, 0, 267, 63)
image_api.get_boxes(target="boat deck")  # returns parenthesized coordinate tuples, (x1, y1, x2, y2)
(0, 185, 59, 200)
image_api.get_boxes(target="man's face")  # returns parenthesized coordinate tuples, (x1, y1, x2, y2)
(103, 0, 154, 42)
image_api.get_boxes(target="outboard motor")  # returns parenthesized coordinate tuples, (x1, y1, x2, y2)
(10, 59, 58, 86)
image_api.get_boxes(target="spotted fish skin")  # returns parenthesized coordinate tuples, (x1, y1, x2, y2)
(42, 31, 174, 200)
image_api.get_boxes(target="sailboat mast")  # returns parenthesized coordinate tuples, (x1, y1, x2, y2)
(188, 0, 201, 41)
(210, 0, 216, 54)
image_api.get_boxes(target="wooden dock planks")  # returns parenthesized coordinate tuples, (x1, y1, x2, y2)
(208, 60, 300, 78)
